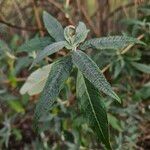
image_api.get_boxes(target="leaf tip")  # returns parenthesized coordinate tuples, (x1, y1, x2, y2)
(43, 10, 48, 16)
(112, 92, 121, 103)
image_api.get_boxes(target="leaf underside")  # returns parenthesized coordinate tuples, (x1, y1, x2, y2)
(77, 71, 111, 149)
(20, 64, 51, 96)
(43, 11, 64, 41)
(80, 36, 144, 50)
(34, 55, 72, 123)
(72, 50, 120, 102)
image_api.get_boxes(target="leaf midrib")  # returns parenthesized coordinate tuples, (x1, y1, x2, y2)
(82, 77, 108, 145)
(75, 51, 108, 94)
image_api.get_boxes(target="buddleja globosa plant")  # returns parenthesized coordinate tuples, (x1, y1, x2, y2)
(19, 11, 143, 149)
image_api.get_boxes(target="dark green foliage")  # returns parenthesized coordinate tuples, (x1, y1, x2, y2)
(18, 11, 145, 149)
(77, 71, 111, 149)
(34, 56, 72, 122)
(80, 36, 144, 50)
(72, 50, 120, 102)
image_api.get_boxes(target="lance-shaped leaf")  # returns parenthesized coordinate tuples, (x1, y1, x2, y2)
(34, 55, 72, 122)
(72, 50, 120, 102)
(77, 71, 111, 150)
(74, 22, 89, 45)
(43, 11, 64, 41)
(80, 36, 144, 50)
(131, 62, 150, 74)
(20, 64, 51, 96)
(17, 36, 53, 52)
(31, 41, 66, 68)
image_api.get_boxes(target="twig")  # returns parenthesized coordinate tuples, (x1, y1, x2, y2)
(81, 6, 98, 36)
(47, 0, 74, 24)
(102, 64, 111, 73)
(66, 0, 70, 8)
(47, 0, 64, 12)
(0, 19, 45, 32)
(12, 0, 28, 39)
(32, 0, 44, 37)
(101, 34, 144, 73)
(121, 34, 144, 54)
(105, 1, 145, 21)
(2, 78, 27, 84)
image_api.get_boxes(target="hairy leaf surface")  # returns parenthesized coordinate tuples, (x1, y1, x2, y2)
(17, 37, 53, 52)
(80, 36, 144, 50)
(77, 71, 111, 149)
(34, 56, 72, 122)
(31, 41, 66, 68)
(72, 50, 120, 102)
(43, 11, 64, 41)
(74, 22, 89, 45)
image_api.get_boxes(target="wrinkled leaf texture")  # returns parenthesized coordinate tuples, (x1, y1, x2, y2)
(72, 50, 120, 102)
(34, 55, 72, 126)
(80, 36, 144, 50)
(77, 71, 111, 150)
(43, 11, 64, 41)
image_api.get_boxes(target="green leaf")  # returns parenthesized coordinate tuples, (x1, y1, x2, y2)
(74, 22, 89, 45)
(34, 55, 72, 122)
(43, 11, 64, 41)
(31, 41, 66, 68)
(108, 114, 123, 132)
(77, 71, 111, 150)
(72, 50, 120, 102)
(8, 100, 25, 113)
(20, 64, 51, 96)
(64, 25, 75, 45)
(131, 62, 150, 74)
(80, 36, 144, 50)
(17, 36, 53, 52)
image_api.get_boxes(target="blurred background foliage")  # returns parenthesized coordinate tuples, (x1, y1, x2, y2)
(0, 0, 150, 149)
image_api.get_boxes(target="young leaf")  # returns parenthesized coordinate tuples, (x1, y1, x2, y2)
(72, 50, 120, 102)
(74, 22, 89, 45)
(31, 41, 66, 68)
(77, 71, 111, 150)
(80, 36, 144, 50)
(34, 55, 72, 122)
(131, 62, 150, 74)
(20, 64, 51, 96)
(17, 36, 53, 52)
(43, 11, 64, 41)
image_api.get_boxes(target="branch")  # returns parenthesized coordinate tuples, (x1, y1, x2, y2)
(102, 34, 144, 73)
(32, 0, 45, 36)
(0, 19, 45, 32)
(105, 2, 134, 20)
(105, 0, 145, 21)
